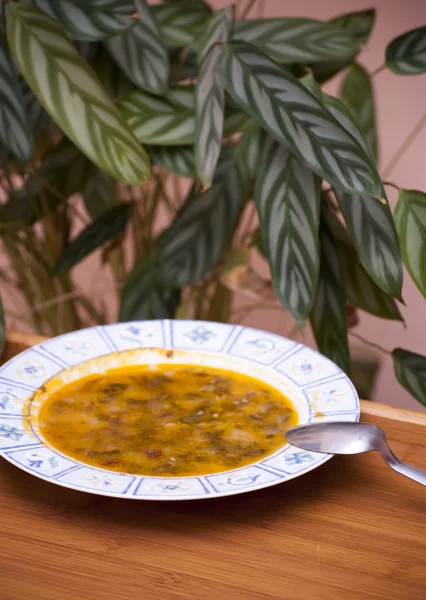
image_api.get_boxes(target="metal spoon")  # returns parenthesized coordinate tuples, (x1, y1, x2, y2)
(285, 421, 426, 487)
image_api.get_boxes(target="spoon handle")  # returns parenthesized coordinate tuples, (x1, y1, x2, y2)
(381, 449, 426, 487)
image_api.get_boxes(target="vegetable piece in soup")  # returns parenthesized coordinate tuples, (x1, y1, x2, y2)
(38, 365, 297, 476)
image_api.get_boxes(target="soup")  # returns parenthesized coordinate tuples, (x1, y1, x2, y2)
(38, 365, 297, 476)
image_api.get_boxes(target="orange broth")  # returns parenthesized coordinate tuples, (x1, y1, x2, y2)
(38, 365, 297, 476)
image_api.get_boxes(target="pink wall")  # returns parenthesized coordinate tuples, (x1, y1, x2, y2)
(212, 0, 426, 410)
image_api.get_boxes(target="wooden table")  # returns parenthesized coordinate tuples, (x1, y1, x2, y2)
(1, 333, 426, 600)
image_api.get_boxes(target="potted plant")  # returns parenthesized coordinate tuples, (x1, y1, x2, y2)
(0, 1, 425, 406)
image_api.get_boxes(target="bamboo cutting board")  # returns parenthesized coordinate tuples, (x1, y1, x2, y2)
(0, 333, 426, 600)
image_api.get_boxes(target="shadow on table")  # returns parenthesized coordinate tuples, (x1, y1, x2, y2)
(0, 454, 366, 534)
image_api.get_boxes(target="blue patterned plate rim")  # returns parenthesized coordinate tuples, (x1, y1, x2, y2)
(0, 320, 359, 500)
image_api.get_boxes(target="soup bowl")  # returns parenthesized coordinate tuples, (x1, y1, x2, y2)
(0, 320, 359, 500)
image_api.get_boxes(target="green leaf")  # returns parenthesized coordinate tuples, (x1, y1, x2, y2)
(327, 206, 402, 320)
(219, 42, 383, 199)
(331, 8, 375, 46)
(31, 0, 136, 41)
(309, 9, 376, 83)
(73, 40, 100, 61)
(53, 203, 131, 274)
(91, 48, 133, 101)
(119, 84, 248, 145)
(157, 141, 252, 287)
(148, 145, 195, 178)
(335, 190, 403, 298)
(386, 26, 426, 75)
(394, 189, 426, 298)
(310, 205, 351, 375)
(340, 63, 378, 161)
(232, 18, 358, 64)
(7, 3, 150, 185)
(19, 77, 52, 133)
(195, 7, 231, 187)
(254, 135, 321, 326)
(0, 295, 5, 359)
(119, 256, 181, 321)
(0, 30, 33, 161)
(151, 0, 211, 47)
(82, 169, 115, 219)
(393, 348, 426, 406)
(105, 0, 169, 95)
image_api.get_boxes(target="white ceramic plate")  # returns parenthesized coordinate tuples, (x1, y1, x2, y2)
(0, 320, 359, 500)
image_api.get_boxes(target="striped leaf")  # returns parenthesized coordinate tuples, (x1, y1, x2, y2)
(219, 42, 383, 199)
(119, 256, 181, 321)
(302, 74, 377, 166)
(31, 0, 136, 41)
(7, 3, 150, 185)
(254, 135, 321, 326)
(331, 9, 376, 46)
(119, 85, 248, 145)
(53, 203, 131, 274)
(386, 26, 426, 75)
(195, 7, 231, 187)
(105, 0, 168, 95)
(310, 9, 376, 83)
(157, 141, 252, 287)
(393, 348, 426, 406)
(340, 64, 378, 161)
(0, 295, 4, 359)
(328, 206, 402, 320)
(335, 190, 403, 298)
(151, 1, 211, 47)
(232, 18, 358, 64)
(0, 30, 32, 161)
(148, 145, 195, 178)
(394, 189, 426, 298)
(310, 205, 351, 375)
(91, 48, 133, 101)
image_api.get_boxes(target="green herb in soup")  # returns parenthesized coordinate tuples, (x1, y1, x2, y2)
(39, 365, 297, 476)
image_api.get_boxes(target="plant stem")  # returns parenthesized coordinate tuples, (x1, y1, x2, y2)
(240, 0, 258, 19)
(384, 181, 400, 192)
(349, 331, 392, 356)
(382, 111, 426, 179)
(370, 64, 385, 77)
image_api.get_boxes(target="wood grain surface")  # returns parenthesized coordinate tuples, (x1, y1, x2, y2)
(1, 335, 426, 600)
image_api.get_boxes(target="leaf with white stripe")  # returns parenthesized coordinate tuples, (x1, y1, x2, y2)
(310, 9, 376, 83)
(195, 7, 231, 187)
(386, 26, 426, 75)
(30, 0, 136, 41)
(0, 29, 32, 161)
(327, 205, 402, 320)
(310, 205, 351, 375)
(119, 84, 249, 145)
(335, 189, 403, 298)
(53, 203, 131, 274)
(7, 3, 150, 185)
(232, 18, 358, 64)
(219, 42, 383, 199)
(340, 64, 378, 161)
(393, 348, 426, 406)
(151, 0, 211, 47)
(394, 189, 426, 298)
(148, 145, 195, 178)
(119, 256, 181, 321)
(157, 141, 252, 287)
(255, 135, 321, 326)
(105, 0, 168, 95)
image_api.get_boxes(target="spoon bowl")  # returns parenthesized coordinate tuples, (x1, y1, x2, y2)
(285, 421, 426, 487)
